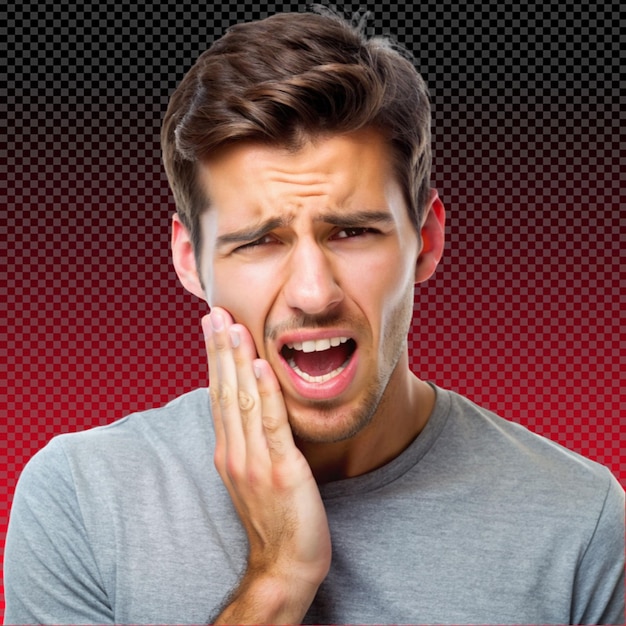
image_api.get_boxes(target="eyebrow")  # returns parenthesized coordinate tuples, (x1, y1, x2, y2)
(314, 210, 395, 227)
(215, 210, 394, 248)
(216, 216, 294, 247)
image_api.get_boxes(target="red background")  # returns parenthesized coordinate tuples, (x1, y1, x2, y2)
(2, 0, 624, 619)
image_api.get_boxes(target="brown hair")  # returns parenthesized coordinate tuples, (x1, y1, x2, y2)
(161, 9, 432, 256)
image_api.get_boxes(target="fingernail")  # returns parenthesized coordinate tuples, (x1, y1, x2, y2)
(229, 327, 240, 348)
(210, 311, 224, 331)
(253, 361, 262, 379)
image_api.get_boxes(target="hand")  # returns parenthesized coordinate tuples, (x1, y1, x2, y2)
(202, 308, 332, 623)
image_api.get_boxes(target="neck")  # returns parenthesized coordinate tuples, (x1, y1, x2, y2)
(296, 368, 435, 483)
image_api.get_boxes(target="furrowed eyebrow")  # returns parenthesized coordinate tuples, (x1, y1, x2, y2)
(216, 216, 293, 248)
(215, 210, 393, 249)
(315, 210, 395, 227)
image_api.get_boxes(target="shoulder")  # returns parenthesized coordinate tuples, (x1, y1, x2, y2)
(5, 389, 216, 624)
(62, 387, 210, 451)
(10, 388, 218, 559)
(18, 388, 213, 495)
(434, 386, 624, 517)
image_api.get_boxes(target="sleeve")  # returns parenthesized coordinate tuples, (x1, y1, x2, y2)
(571, 468, 625, 625)
(3, 437, 115, 625)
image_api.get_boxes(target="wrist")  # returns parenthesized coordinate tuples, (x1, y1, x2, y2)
(213, 569, 320, 625)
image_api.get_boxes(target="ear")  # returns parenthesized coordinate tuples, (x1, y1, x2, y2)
(415, 188, 446, 283)
(171, 213, 207, 301)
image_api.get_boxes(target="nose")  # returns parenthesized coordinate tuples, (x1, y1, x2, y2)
(283, 238, 344, 315)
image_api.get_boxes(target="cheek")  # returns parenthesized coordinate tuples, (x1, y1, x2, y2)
(208, 263, 280, 352)
(356, 251, 416, 337)
(355, 248, 416, 303)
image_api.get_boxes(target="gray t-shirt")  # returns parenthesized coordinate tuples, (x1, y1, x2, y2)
(4, 385, 625, 624)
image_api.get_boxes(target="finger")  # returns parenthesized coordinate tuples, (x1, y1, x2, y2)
(204, 310, 246, 465)
(228, 324, 265, 445)
(202, 314, 228, 474)
(253, 359, 295, 463)
(202, 314, 223, 427)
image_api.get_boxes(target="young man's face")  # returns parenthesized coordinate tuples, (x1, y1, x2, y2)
(175, 128, 443, 444)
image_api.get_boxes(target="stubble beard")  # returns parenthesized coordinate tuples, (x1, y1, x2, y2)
(286, 383, 385, 444)
(282, 288, 415, 445)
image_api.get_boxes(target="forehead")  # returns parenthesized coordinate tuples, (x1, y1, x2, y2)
(196, 128, 399, 215)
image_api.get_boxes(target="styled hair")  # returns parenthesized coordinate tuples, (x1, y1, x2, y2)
(161, 9, 431, 256)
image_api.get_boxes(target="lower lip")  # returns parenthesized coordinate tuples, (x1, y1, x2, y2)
(279, 348, 359, 401)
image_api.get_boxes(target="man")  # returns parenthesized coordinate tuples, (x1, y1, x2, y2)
(4, 9, 624, 625)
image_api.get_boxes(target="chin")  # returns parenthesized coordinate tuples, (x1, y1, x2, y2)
(287, 389, 382, 444)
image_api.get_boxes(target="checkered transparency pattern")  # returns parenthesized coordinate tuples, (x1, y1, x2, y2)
(1, 0, 624, 618)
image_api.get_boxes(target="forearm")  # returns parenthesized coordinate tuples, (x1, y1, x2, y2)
(212, 570, 319, 625)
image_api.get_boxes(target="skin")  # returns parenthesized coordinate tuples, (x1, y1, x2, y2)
(172, 128, 445, 623)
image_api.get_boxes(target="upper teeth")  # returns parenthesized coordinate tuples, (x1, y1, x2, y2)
(285, 337, 349, 353)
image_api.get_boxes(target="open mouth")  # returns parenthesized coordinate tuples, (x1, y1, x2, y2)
(280, 337, 357, 383)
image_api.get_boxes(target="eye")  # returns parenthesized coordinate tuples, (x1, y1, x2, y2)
(235, 234, 276, 252)
(333, 227, 379, 239)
